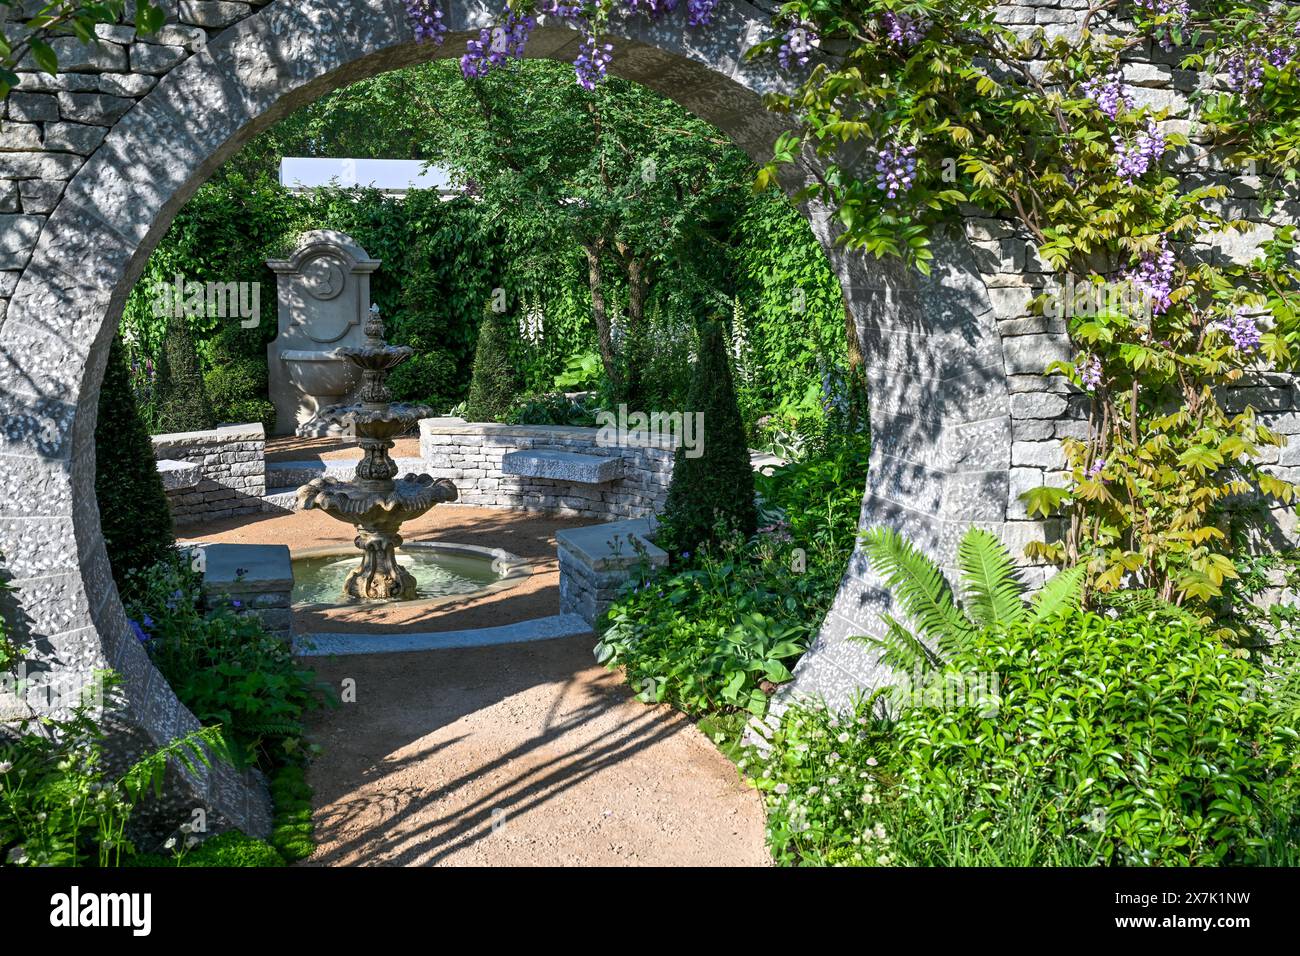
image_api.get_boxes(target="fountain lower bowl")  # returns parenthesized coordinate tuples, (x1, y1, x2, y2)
(291, 541, 530, 607)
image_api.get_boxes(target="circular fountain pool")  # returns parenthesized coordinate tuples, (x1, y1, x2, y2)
(291, 542, 530, 607)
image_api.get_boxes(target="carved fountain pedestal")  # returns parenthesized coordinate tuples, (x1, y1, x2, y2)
(296, 307, 458, 601)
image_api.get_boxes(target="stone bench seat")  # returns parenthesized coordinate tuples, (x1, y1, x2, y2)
(155, 458, 202, 491)
(501, 448, 625, 484)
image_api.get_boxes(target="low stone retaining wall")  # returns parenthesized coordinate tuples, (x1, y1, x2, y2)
(418, 419, 676, 520)
(196, 543, 293, 640)
(151, 423, 266, 525)
(555, 518, 668, 626)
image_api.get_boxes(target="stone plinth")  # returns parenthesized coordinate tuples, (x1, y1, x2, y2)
(556, 518, 668, 626)
(197, 543, 294, 640)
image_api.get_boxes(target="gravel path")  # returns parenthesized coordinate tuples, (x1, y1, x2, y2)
(301, 634, 770, 867)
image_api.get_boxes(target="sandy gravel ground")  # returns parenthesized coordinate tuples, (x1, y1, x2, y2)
(301, 634, 771, 867)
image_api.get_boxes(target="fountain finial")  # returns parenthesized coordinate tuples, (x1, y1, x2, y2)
(364, 302, 384, 345)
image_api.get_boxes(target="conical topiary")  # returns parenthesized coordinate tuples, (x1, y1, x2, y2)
(659, 320, 757, 554)
(95, 335, 175, 593)
(156, 312, 215, 433)
(464, 303, 522, 423)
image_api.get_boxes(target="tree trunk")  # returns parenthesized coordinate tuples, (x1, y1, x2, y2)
(623, 254, 648, 406)
(584, 239, 622, 396)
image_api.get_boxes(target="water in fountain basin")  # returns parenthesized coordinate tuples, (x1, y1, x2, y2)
(292, 549, 503, 605)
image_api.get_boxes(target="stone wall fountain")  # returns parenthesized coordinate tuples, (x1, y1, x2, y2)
(296, 306, 458, 601)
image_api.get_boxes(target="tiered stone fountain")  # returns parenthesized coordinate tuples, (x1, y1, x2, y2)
(297, 306, 459, 601)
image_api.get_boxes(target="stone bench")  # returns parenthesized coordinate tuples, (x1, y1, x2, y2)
(192, 543, 294, 640)
(155, 458, 202, 491)
(556, 518, 668, 626)
(501, 448, 625, 485)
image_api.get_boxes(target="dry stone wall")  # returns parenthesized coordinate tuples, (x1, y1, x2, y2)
(150, 422, 267, 524)
(0, 0, 1296, 829)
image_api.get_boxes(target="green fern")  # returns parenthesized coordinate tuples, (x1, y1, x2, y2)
(959, 528, 1027, 628)
(855, 526, 1085, 678)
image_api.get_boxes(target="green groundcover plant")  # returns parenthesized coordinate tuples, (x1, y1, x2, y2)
(749, 605, 1300, 866)
(597, 429, 869, 718)
(122, 553, 331, 771)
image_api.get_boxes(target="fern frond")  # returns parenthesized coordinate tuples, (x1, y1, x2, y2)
(958, 528, 1026, 628)
(862, 526, 972, 655)
(1028, 563, 1087, 625)
(854, 612, 942, 674)
(119, 725, 230, 802)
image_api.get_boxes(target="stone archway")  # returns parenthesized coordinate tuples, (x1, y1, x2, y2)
(0, 0, 1012, 831)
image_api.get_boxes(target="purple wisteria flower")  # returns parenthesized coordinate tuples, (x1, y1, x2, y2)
(881, 12, 927, 47)
(875, 140, 917, 199)
(1135, 0, 1190, 51)
(1077, 354, 1103, 391)
(462, 10, 538, 79)
(1125, 236, 1177, 315)
(405, 0, 447, 44)
(1211, 308, 1263, 352)
(1113, 119, 1166, 184)
(1082, 71, 1132, 119)
(779, 24, 819, 71)
(1086, 459, 1106, 480)
(574, 29, 615, 90)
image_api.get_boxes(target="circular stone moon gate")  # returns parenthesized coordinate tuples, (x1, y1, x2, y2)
(0, 1, 1294, 833)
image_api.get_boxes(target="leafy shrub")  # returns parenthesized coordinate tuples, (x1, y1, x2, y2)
(597, 539, 823, 717)
(127, 830, 285, 868)
(598, 431, 868, 718)
(94, 336, 175, 595)
(659, 321, 757, 554)
(464, 307, 522, 423)
(155, 311, 215, 433)
(204, 358, 275, 430)
(507, 392, 602, 427)
(750, 605, 1300, 866)
(123, 554, 330, 769)
(0, 684, 226, 867)
(388, 348, 458, 411)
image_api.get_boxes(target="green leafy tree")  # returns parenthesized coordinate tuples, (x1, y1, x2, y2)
(660, 320, 757, 553)
(94, 336, 174, 591)
(464, 305, 522, 423)
(155, 312, 215, 433)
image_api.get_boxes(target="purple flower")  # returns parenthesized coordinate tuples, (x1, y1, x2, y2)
(881, 12, 927, 47)
(574, 28, 614, 89)
(1135, 0, 1190, 51)
(142, 614, 154, 630)
(1113, 119, 1166, 184)
(1125, 236, 1177, 316)
(779, 24, 819, 71)
(1082, 72, 1131, 119)
(404, 0, 447, 44)
(1078, 355, 1103, 391)
(129, 619, 149, 644)
(231, 599, 243, 610)
(462, 9, 538, 79)
(875, 139, 917, 200)
(1210, 308, 1263, 352)
(1086, 459, 1106, 480)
